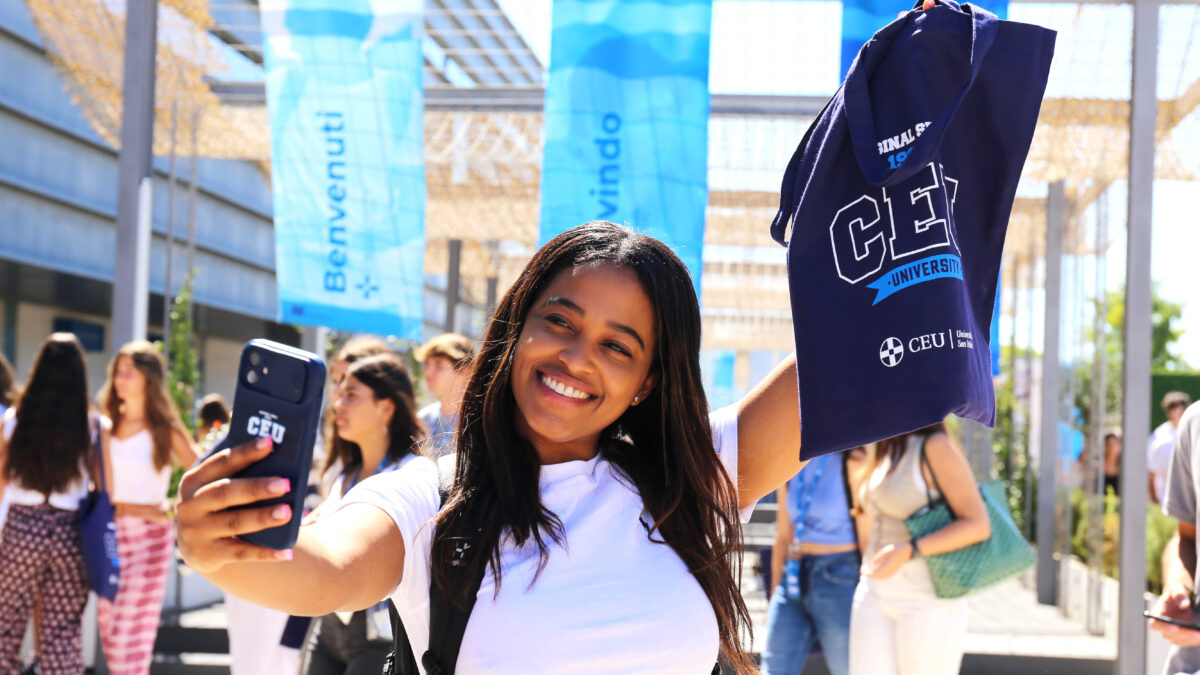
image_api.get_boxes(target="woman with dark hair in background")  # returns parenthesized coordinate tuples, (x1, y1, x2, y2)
(175, 221, 804, 673)
(0, 333, 112, 675)
(300, 352, 426, 675)
(847, 424, 991, 675)
(97, 341, 198, 675)
(320, 336, 394, 494)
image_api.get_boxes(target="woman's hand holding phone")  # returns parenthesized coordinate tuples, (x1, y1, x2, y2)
(175, 436, 296, 573)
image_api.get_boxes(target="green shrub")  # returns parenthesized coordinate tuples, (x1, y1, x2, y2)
(1066, 487, 1178, 593)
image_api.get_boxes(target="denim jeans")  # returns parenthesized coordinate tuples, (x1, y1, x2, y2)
(762, 550, 859, 675)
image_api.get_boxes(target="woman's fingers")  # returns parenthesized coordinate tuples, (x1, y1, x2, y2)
(190, 475, 291, 514)
(178, 437, 274, 501)
(208, 503, 293, 539)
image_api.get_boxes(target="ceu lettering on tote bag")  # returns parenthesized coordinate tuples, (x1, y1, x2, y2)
(772, 0, 1055, 459)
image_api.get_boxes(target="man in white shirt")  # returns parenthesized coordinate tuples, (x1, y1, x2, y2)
(1151, 402, 1200, 672)
(414, 333, 474, 459)
(1150, 391, 1192, 504)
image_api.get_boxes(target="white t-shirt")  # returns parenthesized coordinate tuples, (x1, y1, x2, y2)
(1148, 421, 1178, 500)
(343, 406, 746, 674)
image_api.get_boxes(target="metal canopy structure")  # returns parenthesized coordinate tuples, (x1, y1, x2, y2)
(22, 0, 1200, 355)
(18, 0, 1200, 672)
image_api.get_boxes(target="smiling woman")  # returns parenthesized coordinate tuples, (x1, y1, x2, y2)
(174, 221, 804, 675)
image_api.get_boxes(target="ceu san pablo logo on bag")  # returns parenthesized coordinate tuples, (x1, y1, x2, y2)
(247, 411, 287, 444)
(829, 157, 961, 306)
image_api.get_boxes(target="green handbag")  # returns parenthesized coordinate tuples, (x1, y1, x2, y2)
(904, 439, 1036, 599)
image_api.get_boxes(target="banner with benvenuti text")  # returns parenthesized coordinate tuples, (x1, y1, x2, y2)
(261, 0, 425, 339)
(539, 0, 713, 287)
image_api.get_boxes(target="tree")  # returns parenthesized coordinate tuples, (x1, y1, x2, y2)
(1072, 282, 1189, 443)
(166, 270, 199, 435)
(1103, 282, 1189, 372)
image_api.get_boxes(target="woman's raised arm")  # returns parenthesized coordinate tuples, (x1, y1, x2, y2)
(735, 354, 805, 509)
(175, 437, 405, 616)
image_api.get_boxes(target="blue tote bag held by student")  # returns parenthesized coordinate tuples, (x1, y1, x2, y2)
(79, 417, 120, 600)
(772, 0, 1055, 459)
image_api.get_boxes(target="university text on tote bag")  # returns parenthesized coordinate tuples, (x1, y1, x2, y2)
(772, 0, 1055, 459)
(78, 417, 120, 600)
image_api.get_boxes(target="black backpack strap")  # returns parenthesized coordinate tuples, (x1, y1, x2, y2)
(384, 599, 418, 675)
(421, 453, 486, 675)
(382, 454, 461, 675)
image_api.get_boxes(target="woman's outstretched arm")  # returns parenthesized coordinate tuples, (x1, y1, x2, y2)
(175, 437, 405, 616)
(735, 354, 805, 509)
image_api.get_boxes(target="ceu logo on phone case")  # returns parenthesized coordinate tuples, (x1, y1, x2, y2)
(247, 412, 287, 444)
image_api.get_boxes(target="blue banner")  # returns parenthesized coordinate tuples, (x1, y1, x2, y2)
(261, 0, 425, 339)
(539, 0, 712, 287)
(866, 253, 963, 305)
(840, 0, 1008, 79)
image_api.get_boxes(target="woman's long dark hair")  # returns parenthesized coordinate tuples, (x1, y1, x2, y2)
(432, 221, 753, 671)
(5, 333, 91, 495)
(325, 354, 425, 482)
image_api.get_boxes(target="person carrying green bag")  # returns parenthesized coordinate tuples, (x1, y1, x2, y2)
(846, 424, 992, 675)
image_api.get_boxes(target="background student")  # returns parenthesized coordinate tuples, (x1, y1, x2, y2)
(848, 425, 990, 675)
(97, 341, 198, 675)
(413, 333, 474, 459)
(0, 333, 110, 675)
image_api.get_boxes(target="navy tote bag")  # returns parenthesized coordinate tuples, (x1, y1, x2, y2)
(772, 0, 1055, 459)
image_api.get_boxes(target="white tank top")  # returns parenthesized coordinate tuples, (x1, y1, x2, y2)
(861, 435, 941, 558)
(2, 412, 104, 511)
(110, 429, 172, 505)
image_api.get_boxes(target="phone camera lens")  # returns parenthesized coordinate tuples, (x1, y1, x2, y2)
(246, 370, 259, 384)
(249, 351, 262, 366)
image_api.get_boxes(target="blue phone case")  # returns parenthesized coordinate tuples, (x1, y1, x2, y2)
(209, 339, 326, 551)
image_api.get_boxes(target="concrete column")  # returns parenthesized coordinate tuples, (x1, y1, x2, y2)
(110, 0, 159, 351)
(1037, 181, 1065, 605)
(445, 239, 462, 334)
(1116, 0, 1158, 672)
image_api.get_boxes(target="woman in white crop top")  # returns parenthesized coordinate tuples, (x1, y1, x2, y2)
(847, 424, 991, 675)
(175, 222, 807, 673)
(96, 341, 198, 675)
(0, 333, 113, 675)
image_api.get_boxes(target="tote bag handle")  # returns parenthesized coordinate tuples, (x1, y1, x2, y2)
(843, 0, 999, 187)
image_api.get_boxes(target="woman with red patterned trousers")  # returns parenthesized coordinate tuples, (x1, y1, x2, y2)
(96, 342, 198, 675)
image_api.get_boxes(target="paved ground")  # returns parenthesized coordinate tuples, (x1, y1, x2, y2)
(737, 547, 1116, 664)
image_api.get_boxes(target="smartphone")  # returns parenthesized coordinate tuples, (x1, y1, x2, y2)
(1144, 610, 1200, 632)
(209, 339, 326, 550)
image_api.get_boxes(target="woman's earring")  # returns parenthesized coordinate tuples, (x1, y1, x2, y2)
(633, 396, 639, 404)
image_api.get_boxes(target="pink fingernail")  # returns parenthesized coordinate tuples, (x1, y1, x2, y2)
(256, 437, 272, 450)
(269, 478, 291, 494)
(272, 504, 291, 520)
(275, 549, 293, 561)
